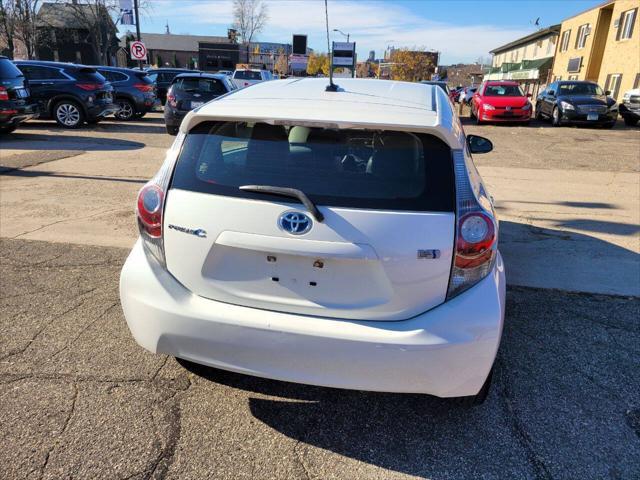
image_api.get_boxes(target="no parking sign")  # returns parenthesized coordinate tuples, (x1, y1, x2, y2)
(130, 40, 147, 61)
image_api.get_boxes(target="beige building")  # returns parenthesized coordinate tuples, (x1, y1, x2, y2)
(486, 25, 560, 95)
(551, 0, 639, 99)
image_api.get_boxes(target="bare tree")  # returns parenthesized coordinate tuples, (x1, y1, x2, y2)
(0, 0, 17, 57)
(231, 0, 268, 44)
(51, 0, 119, 65)
(12, 0, 40, 59)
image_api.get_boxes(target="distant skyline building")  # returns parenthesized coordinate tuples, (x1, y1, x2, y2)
(368, 50, 375, 61)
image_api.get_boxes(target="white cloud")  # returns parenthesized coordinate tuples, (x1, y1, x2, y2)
(145, 0, 532, 64)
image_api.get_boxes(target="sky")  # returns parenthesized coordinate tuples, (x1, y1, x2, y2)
(129, 0, 604, 64)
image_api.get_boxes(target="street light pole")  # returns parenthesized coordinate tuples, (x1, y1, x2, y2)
(333, 29, 350, 42)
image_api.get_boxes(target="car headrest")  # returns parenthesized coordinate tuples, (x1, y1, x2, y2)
(366, 132, 421, 179)
(246, 123, 290, 170)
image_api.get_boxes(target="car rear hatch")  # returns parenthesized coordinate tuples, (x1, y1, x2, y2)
(173, 77, 228, 111)
(0, 59, 30, 104)
(162, 121, 456, 321)
(74, 67, 113, 103)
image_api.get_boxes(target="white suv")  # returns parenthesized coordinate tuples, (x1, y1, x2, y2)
(231, 69, 272, 89)
(120, 79, 505, 405)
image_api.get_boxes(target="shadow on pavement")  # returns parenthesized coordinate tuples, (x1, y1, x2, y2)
(0, 131, 145, 151)
(179, 279, 639, 478)
(1, 169, 147, 183)
(499, 220, 639, 296)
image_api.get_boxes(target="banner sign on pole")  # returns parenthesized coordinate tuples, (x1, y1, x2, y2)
(119, 0, 134, 25)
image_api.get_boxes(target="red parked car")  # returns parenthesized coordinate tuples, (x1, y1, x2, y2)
(470, 81, 532, 124)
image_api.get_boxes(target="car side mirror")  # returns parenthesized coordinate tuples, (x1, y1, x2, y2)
(467, 135, 493, 154)
(526, 93, 532, 97)
(548, 90, 555, 96)
(605, 90, 611, 96)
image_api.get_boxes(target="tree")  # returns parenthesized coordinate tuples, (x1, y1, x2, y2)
(231, 0, 267, 44)
(306, 52, 329, 76)
(275, 52, 288, 75)
(0, 0, 17, 57)
(12, 0, 40, 59)
(389, 48, 436, 82)
(52, 0, 119, 65)
(356, 62, 371, 78)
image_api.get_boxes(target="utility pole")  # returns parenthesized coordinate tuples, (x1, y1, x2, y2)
(133, 0, 142, 69)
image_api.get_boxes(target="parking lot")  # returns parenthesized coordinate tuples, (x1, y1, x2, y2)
(1, 113, 639, 479)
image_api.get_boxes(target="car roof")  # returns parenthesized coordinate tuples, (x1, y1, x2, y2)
(557, 80, 597, 84)
(148, 68, 195, 72)
(185, 78, 463, 148)
(94, 66, 148, 74)
(173, 72, 228, 80)
(485, 81, 519, 85)
(13, 60, 91, 69)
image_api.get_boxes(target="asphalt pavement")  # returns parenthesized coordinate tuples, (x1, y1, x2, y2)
(1, 113, 639, 479)
(1, 238, 638, 480)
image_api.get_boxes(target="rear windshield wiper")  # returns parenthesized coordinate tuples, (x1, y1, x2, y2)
(239, 185, 324, 222)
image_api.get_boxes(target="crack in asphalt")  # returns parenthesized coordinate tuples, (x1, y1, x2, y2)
(0, 290, 100, 362)
(497, 359, 553, 480)
(48, 300, 120, 361)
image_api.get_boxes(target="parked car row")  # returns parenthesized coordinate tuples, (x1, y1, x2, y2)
(1, 57, 274, 134)
(442, 79, 632, 128)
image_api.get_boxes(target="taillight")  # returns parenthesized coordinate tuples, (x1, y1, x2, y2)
(76, 83, 103, 91)
(166, 88, 177, 107)
(135, 132, 185, 266)
(447, 149, 498, 299)
(133, 83, 154, 92)
(137, 183, 164, 238)
(0, 87, 8, 100)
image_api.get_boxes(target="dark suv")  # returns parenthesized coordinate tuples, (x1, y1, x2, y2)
(146, 68, 199, 105)
(95, 66, 157, 121)
(164, 72, 235, 135)
(14, 60, 118, 128)
(0, 56, 38, 133)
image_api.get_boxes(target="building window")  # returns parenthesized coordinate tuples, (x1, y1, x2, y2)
(605, 73, 623, 100)
(618, 8, 637, 40)
(53, 50, 59, 62)
(568, 75, 579, 80)
(50, 29, 57, 43)
(72, 31, 80, 44)
(547, 36, 557, 55)
(634, 73, 640, 89)
(76, 51, 82, 63)
(575, 24, 590, 49)
(560, 30, 571, 52)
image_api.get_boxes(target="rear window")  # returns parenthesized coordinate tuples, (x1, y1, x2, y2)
(0, 59, 23, 78)
(173, 77, 227, 94)
(234, 70, 261, 80)
(73, 68, 106, 83)
(170, 122, 454, 211)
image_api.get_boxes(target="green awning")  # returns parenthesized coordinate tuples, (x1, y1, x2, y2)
(521, 57, 553, 70)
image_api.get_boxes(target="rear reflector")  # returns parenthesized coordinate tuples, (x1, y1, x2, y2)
(133, 83, 154, 92)
(0, 87, 8, 101)
(76, 83, 104, 91)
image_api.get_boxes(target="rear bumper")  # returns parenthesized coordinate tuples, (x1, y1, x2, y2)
(163, 108, 187, 127)
(0, 102, 39, 127)
(120, 241, 506, 397)
(619, 104, 640, 119)
(87, 102, 120, 120)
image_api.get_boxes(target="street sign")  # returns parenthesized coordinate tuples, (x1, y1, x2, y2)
(130, 40, 147, 61)
(331, 42, 356, 77)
